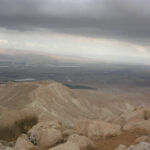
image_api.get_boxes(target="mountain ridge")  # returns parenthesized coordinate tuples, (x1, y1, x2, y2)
(0, 80, 146, 127)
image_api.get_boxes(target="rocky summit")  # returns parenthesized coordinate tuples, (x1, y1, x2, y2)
(1, 80, 150, 150)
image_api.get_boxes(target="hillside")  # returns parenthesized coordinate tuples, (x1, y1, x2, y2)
(0, 80, 149, 127)
(1, 80, 150, 150)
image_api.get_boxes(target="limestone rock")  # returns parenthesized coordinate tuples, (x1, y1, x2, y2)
(15, 134, 37, 150)
(127, 142, 150, 150)
(28, 121, 62, 145)
(37, 128, 62, 148)
(75, 120, 121, 138)
(123, 120, 150, 131)
(136, 136, 150, 143)
(114, 107, 146, 127)
(88, 120, 121, 137)
(68, 134, 95, 150)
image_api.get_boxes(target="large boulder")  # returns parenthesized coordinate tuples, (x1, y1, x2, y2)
(114, 107, 146, 127)
(4, 134, 37, 150)
(68, 134, 95, 150)
(123, 120, 150, 131)
(28, 121, 62, 146)
(88, 120, 121, 137)
(37, 128, 62, 148)
(28, 121, 62, 135)
(136, 136, 150, 143)
(48, 142, 80, 150)
(75, 120, 121, 138)
(15, 134, 37, 150)
(115, 142, 150, 150)
(127, 142, 150, 150)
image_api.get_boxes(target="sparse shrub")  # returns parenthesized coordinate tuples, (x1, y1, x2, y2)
(14, 115, 38, 134)
(0, 115, 38, 141)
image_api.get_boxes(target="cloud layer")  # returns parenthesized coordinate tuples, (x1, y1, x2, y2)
(0, 0, 150, 46)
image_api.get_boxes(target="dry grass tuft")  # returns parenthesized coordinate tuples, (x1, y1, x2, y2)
(0, 115, 38, 141)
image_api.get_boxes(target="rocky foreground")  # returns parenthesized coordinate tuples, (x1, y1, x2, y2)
(1, 81, 150, 150)
(1, 106, 150, 150)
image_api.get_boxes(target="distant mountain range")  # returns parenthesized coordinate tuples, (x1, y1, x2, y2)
(0, 48, 100, 65)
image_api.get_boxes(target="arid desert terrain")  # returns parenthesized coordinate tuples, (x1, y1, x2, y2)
(1, 49, 150, 150)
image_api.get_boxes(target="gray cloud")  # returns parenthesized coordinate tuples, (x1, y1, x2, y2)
(0, 0, 150, 46)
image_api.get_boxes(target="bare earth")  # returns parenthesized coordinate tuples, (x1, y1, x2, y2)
(1, 80, 150, 150)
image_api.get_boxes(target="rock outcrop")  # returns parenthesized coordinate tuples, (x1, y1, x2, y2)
(75, 120, 121, 138)
(37, 128, 62, 149)
(135, 136, 150, 143)
(115, 142, 150, 150)
(114, 107, 146, 127)
(68, 134, 95, 150)
(2, 81, 150, 150)
(15, 134, 37, 150)
(123, 120, 150, 132)
(28, 121, 63, 148)
(127, 142, 150, 150)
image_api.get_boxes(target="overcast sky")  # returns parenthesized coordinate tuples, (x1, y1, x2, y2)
(0, 0, 150, 64)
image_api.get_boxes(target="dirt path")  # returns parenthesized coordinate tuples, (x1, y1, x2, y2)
(92, 129, 148, 150)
